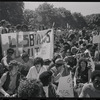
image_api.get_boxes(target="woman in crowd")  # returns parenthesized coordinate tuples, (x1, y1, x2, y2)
(74, 58, 91, 86)
(26, 57, 47, 80)
(79, 70, 100, 97)
(73, 58, 92, 97)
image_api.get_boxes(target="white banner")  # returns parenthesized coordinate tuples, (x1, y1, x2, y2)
(57, 74, 74, 97)
(1, 29, 54, 61)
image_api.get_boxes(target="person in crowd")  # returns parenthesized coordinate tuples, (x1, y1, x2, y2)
(39, 71, 58, 97)
(74, 58, 91, 86)
(0, 20, 8, 34)
(21, 24, 28, 32)
(84, 43, 93, 58)
(47, 53, 62, 71)
(6, 24, 11, 33)
(20, 53, 34, 77)
(1, 48, 14, 72)
(18, 79, 45, 97)
(0, 63, 4, 78)
(15, 24, 22, 32)
(73, 58, 92, 97)
(0, 60, 21, 97)
(26, 57, 47, 80)
(79, 70, 100, 97)
(50, 58, 70, 86)
(43, 59, 51, 70)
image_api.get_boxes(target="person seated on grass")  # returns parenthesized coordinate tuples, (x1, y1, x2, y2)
(0, 60, 21, 97)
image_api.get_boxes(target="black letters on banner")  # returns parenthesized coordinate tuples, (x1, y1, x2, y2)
(23, 35, 29, 47)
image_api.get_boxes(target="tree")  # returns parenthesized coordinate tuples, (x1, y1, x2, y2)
(0, 2, 24, 25)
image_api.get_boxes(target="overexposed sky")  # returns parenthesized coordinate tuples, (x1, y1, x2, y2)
(24, 2, 100, 16)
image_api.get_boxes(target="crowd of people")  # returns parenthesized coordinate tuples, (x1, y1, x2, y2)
(0, 19, 100, 98)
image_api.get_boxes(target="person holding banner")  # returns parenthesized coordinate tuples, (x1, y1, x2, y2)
(1, 48, 14, 73)
(26, 57, 47, 80)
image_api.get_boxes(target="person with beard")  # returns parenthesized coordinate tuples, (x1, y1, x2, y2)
(79, 70, 100, 97)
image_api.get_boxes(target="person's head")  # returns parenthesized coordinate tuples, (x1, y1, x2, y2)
(0, 20, 6, 27)
(79, 45, 86, 53)
(18, 79, 44, 97)
(78, 58, 88, 70)
(21, 24, 28, 32)
(21, 53, 29, 62)
(43, 59, 51, 66)
(52, 53, 61, 63)
(8, 60, 19, 74)
(16, 24, 22, 32)
(39, 71, 53, 86)
(91, 70, 100, 90)
(71, 47, 78, 55)
(55, 58, 64, 72)
(7, 48, 14, 57)
(86, 44, 93, 51)
(34, 57, 44, 67)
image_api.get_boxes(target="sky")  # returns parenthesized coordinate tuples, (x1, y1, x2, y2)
(24, 2, 100, 16)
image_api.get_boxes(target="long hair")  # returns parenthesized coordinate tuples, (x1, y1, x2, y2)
(77, 58, 88, 75)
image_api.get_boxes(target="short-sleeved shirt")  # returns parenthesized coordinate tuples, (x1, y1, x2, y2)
(0, 72, 18, 95)
(79, 83, 100, 97)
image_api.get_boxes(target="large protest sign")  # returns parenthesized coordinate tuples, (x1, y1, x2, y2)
(93, 35, 100, 43)
(56, 74, 74, 97)
(1, 29, 54, 61)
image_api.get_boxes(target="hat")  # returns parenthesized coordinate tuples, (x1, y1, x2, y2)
(55, 58, 64, 65)
(71, 47, 78, 54)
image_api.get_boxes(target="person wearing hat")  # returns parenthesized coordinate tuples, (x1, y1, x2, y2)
(0, 60, 21, 97)
(79, 70, 100, 97)
(20, 52, 34, 77)
(1, 48, 14, 72)
(39, 71, 58, 97)
(50, 58, 70, 86)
